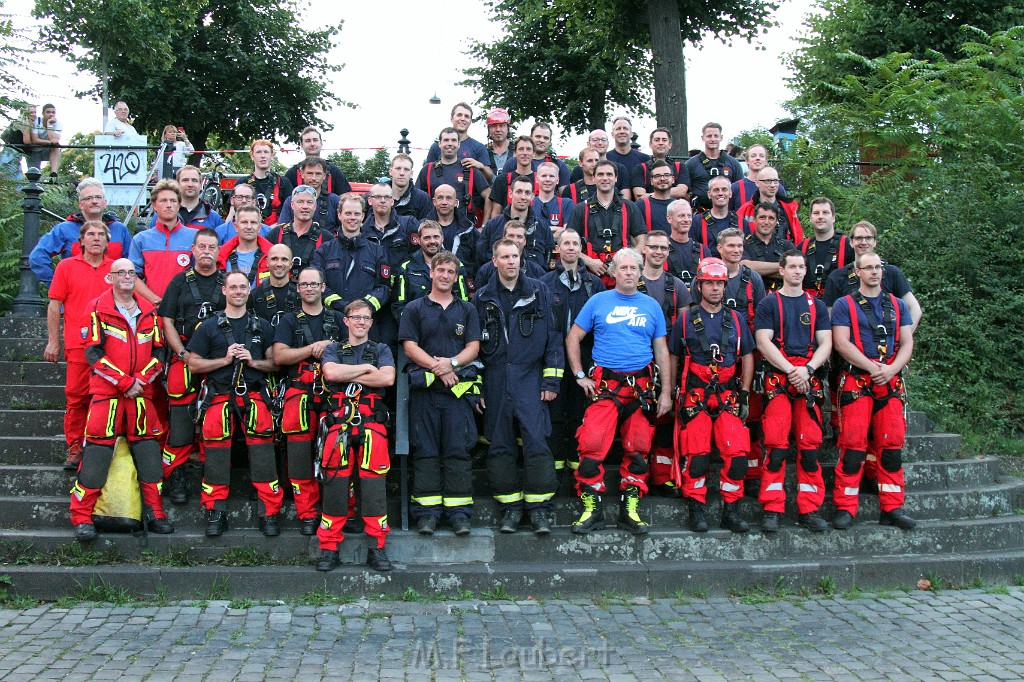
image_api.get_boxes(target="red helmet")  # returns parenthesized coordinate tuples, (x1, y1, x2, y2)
(486, 108, 511, 126)
(695, 257, 729, 282)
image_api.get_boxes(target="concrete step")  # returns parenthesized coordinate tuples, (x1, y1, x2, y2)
(0, 317, 48, 339)
(3, 456, 1004, 501)
(0, 338, 45, 361)
(0, 385, 65, 409)
(0, 409, 64, 436)
(0, 435, 65, 464)
(4, 476, 1023, 532)
(0, 361, 65, 385)
(3, 530, 1024, 600)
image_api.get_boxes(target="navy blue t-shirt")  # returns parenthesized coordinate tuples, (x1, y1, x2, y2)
(831, 293, 911, 361)
(754, 292, 831, 360)
(669, 306, 753, 367)
(424, 137, 491, 166)
(398, 296, 481, 359)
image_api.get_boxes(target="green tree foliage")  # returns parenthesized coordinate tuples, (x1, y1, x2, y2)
(778, 28, 1024, 445)
(361, 149, 391, 184)
(786, 0, 1024, 111)
(35, 0, 345, 162)
(462, 0, 778, 146)
(327, 151, 362, 184)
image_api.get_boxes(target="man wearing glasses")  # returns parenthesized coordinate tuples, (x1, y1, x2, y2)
(830, 252, 917, 531)
(735, 166, 803, 243)
(272, 267, 347, 537)
(823, 220, 922, 331)
(634, 160, 678, 233)
(637, 230, 691, 498)
(362, 182, 418, 270)
(157, 229, 226, 504)
(218, 182, 271, 243)
(45, 221, 116, 471)
(30, 178, 133, 287)
(70, 258, 172, 540)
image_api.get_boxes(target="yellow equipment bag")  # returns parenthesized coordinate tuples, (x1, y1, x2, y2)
(92, 436, 143, 532)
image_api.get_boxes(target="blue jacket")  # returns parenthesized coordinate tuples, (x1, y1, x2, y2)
(312, 233, 391, 314)
(476, 207, 553, 277)
(277, 192, 341, 236)
(420, 210, 476, 271)
(31, 212, 133, 285)
(474, 273, 563, 396)
(361, 210, 419, 269)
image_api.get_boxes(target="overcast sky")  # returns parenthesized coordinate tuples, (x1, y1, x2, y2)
(8, 0, 818, 167)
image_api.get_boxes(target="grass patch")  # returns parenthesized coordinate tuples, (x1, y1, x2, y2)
(296, 587, 356, 607)
(732, 576, 792, 604)
(480, 584, 514, 601)
(0, 574, 37, 609)
(55, 576, 135, 606)
(211, 546, 274, 567)
(818, 576, 837, 598)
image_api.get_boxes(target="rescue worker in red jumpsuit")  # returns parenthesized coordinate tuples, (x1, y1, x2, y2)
(158, 229, 225, 505)
(830, 252, 917, 530)
(71, 258, 173, 540)
(271, 267, 347, 536)
(566, 248, 674, 535)
(316, 299, 396, 572)
(669, 257, 754, 533)
(187, 271, 281, 537)
(753, 250, 832, 533)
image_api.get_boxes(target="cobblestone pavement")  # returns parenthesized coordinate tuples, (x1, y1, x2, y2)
(1, 589, 1022, 681)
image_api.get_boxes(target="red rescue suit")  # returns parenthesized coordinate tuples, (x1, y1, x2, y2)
(70, 292, 167, 525)
(673, 308, 751, 504)
(758, 292, 826, 515)
(833, 293, 908, 516)
(576, 366, 656, 496)
(316, 347, 391, 552)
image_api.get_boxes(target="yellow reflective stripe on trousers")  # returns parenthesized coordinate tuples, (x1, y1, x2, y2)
(524, 492, 554, 503)
(411, 495, 442, 507)
(494, 492, 523, 504)
(443, 496, 473, 507)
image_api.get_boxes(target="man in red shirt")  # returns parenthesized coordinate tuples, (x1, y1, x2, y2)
(44, 221, 115, 470)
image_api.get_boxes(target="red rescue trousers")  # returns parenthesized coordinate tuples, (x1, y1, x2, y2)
(575, 367, 654, 496)
(200, 392, 282, 516)
(758, 361, 825, 514)
(63, 348, 91, 451)
(70, 396, 167, 525)
(318, 413, 390, 551)
(162, 352, 199, 477)
(833, 372, 907, 515)
(676, 364, 750, 504)
(279, 383, 328, 522)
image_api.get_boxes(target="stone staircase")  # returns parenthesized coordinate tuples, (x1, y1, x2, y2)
(2, 316, 1023, 601)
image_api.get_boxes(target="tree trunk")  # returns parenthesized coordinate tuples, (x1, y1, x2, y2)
(647, 0, 687, 152)
(99, 44, 109, 130)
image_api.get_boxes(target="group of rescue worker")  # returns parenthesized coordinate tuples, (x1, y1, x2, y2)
(42, 107, 923, 574)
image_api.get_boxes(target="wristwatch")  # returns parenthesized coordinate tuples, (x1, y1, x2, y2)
(177, 349, 190, 360)
(450, 357, 460, 368)
(575, 370, 586, 380)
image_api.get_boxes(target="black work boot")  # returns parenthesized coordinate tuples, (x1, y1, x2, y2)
(618, 486, 649, 536)
(832, 510, 854, 530)
(316, 549, 339, 572)
(168, 467, 188, 505)
(687, 499, 709, 533)
(205, 509, 228, 537)
(499, 509, 523, 534)
(529, 509, 551, 535)
(259, 513, 280, 537)
(879, 507, 917, 530)
(572, 491, 605, 534)
(799, 510, 829, 532)
(760, 511, 781, 533)
(367, 547, 393, 572)
(721, 501, 750, 533)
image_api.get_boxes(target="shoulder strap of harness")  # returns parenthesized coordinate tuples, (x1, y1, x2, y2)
(776, 291, 817, 358)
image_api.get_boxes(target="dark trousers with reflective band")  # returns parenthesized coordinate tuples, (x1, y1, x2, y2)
(200, 392, 282, 516)
(547, 372, 587, 473)
(162, 352, 198, 476)
(575, 367, 653, 496)
(484, 386, 557, 513)
(676, 365, 749, 504)
(279, 385, 326, 521)
(70, 396, 167, 525)
(834, 373, 906, 515)
(409, 389, 477, 520)
(318, 419, 390, 551)
(758, 363, 825, 515)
